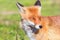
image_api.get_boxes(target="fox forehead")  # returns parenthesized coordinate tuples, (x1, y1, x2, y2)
(20, 6, 41, 21)
(27, 6, 40, 12)
(23, 6, 41, 14)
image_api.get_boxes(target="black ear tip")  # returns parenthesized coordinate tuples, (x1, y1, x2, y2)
(16, 2, 24, 7)
(34, 0, 41, 6)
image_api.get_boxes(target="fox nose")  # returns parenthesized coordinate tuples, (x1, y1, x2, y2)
(35, 25, 42, 29)
(39, 25, 42, 28)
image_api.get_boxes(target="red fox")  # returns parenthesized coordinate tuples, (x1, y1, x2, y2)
(16, 0, 60, 40)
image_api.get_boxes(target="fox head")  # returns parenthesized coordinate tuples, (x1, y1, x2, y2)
(16, 0, 42, 33)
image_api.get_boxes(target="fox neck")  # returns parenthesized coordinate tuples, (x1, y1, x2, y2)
(21, 19, 36, 40)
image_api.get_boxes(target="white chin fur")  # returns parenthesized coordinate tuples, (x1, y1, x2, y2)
(35, 25, 40, 29)
(28, 20, 35, 25)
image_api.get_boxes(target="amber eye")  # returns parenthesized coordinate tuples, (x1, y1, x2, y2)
(29, 17, 35, 20)
(32, 17, 36, 20)
(39, 17, 41, 20)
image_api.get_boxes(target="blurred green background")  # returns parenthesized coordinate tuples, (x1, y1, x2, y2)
(0, 0, 60, 40)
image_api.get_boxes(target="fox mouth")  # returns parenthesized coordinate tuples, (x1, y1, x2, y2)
(28, 25, 39, 34)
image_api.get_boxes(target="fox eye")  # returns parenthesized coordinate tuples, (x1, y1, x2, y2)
(32, 17, 35, 20)
(29, 17, 35, 20)
(39, 17, 41, 20)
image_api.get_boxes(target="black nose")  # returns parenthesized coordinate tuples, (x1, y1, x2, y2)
(39, 25, 42, 28)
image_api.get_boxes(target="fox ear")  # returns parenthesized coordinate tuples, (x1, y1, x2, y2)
(34, 0, 41, 6)
(16, 2, 25, 13)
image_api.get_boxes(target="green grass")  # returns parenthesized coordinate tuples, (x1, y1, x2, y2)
(0, 23, 17, 40)
(0, 0, 60, 15)
(0, 0, 60, 40)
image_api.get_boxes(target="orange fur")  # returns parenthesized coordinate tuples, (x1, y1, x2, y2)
(35, 16, 60, 40)
(20, 6, 60, 40)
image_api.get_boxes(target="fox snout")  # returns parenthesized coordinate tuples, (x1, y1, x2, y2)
(28, 24, 42, 34)
(22, 19, 42, 34)
(27, 20, 42, 34)
(27, 20, 42, 29)
(35, 25, 42, 29)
